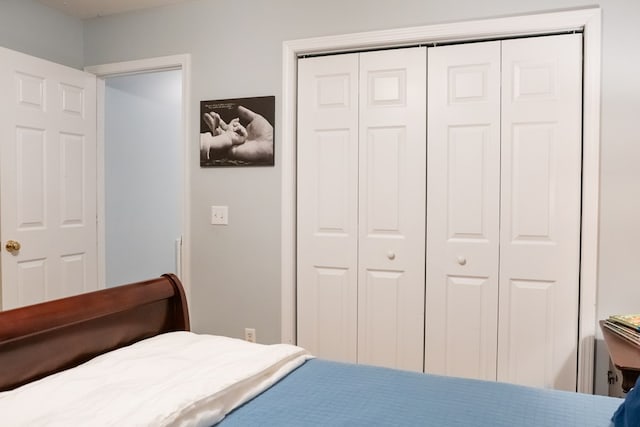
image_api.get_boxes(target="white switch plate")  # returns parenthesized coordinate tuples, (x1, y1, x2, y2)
(211, 206, 228, 225)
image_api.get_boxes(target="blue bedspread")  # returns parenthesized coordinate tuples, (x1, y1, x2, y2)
(220, 359, 622, 426)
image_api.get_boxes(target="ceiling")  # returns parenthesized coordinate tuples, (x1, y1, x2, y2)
(36, 0, 193, 19)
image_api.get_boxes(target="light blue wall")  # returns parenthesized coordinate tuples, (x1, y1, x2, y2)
(105, 70, 182, 287)
(0, 0, 84, 68)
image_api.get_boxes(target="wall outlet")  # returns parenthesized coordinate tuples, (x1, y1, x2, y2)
(211, 205, 228, 225)
(244, 328, 256, 343)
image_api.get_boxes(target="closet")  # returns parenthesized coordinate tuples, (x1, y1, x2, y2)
(296, 33, 582, 391)
(297, 47, 427, 372)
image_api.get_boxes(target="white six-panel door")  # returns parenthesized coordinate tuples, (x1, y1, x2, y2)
(297, 48, 426, 371)
(497, 34, 582, 390)
(0, 47, 98, 310)
(425, 41, 501, 381)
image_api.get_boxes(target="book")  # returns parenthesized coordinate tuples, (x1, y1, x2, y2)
(608, 314, 640, 332)
(603, 320, 640, 347)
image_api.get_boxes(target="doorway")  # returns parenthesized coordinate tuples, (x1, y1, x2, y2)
(86, 54, 191, 301)
(104, 70, 182, 287)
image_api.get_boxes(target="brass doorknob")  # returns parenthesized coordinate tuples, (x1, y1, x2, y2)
(5, 240, 21, 253)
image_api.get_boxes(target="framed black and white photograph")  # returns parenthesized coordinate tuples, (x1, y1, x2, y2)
(199, 96, 275, 167)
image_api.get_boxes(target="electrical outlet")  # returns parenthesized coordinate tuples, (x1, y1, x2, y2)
(244, 328, 256, 343)
(211, 206, 228, 225)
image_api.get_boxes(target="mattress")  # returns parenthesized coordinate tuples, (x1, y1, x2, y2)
(221, 359, 622, 426)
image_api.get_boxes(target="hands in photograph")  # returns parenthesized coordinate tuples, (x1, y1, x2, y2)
(200, 112, 248, 158)
(200, 106, 273, 163)
(227, 106, 274, 163)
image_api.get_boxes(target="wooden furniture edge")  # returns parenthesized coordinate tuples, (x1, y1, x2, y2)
(600, 320, 640, 393)
(0, 274, 190, 391)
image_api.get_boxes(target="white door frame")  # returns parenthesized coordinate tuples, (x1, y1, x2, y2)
(281, 8, 601, 393)
(85, 54, 192, 305)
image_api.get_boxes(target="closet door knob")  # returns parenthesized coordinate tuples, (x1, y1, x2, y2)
(457, 256, 466, 266)
(387, 251, 396, 260)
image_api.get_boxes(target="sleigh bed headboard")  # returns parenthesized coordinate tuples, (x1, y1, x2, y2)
(0, 274, 189, 391)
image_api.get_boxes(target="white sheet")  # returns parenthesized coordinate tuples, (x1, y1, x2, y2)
(0, 332, 310, 426)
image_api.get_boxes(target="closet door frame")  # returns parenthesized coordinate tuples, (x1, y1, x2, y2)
(281, 7, 602, 393)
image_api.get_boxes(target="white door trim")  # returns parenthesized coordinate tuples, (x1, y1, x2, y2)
(281, 8, 601, 393)
(85, 54, 192, 306)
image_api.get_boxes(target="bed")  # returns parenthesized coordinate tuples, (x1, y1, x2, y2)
(0, 274, 628, 426)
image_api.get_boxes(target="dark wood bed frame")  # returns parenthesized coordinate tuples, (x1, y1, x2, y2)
(0, 274, 189, 392)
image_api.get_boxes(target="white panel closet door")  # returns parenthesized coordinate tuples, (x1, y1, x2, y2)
(425, 41, 501, 380)
(358, 47, 426, 372)
(297, 47, 426, 370)
(0, 47, 98, 309)
(296, 53, 359, 362)
(498, 34, 582, 391)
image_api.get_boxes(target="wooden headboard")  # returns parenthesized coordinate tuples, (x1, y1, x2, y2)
(0, 274, 189, 391)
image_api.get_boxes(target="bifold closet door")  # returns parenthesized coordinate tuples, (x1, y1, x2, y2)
(297, 53, 359, 363)
(296, 47, 426, 371)
(426, 33, 582, 391)
(497, 34, 582, 391)
(425, 41, 501, 381)
(357, 48, 426, 371)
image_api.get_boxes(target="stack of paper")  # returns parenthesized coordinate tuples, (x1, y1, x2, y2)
(604, 314, 640, 347)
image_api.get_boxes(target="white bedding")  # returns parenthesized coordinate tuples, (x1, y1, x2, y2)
(0, 332, 310, 426)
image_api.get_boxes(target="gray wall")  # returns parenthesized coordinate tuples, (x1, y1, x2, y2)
(105, 70, 182, 287)
(2, 0, 639, 395)
(0, 0, 84, 68)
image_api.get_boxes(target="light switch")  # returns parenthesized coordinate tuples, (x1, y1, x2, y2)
(211, 206, 228, 225)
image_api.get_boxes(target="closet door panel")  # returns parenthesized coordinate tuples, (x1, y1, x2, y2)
(297, 54, 359, 362)
(498, 34, 582, 391)
(358, 47, 426, 372)
(425, 41, 501, 380)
